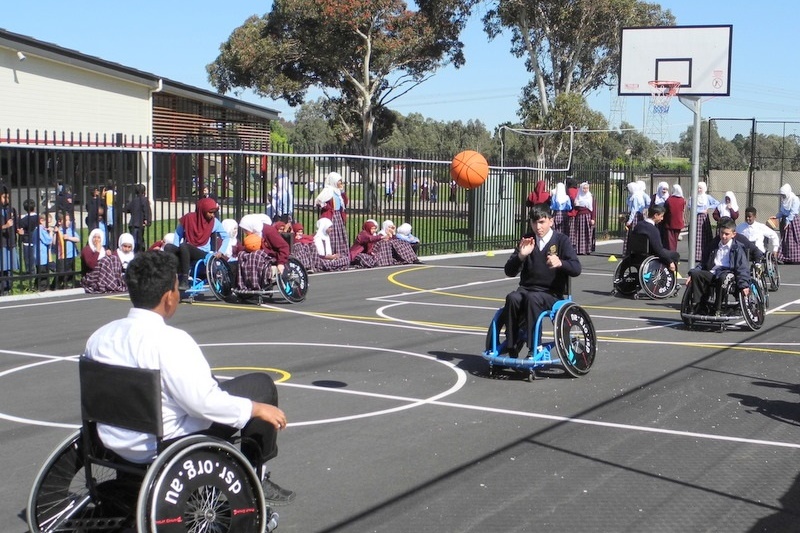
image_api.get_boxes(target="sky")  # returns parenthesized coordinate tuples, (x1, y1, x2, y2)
(3, 1, 799, 142)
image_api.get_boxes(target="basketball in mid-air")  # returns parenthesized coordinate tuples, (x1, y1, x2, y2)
(450, 150, 489, 189)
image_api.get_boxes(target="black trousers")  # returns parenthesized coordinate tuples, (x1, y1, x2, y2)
(163, 242, 207, 277)
(198, 372, 280, 467)
(504, 287, 558, 353)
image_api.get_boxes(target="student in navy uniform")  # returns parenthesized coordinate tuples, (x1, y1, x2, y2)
(502, 206, 582, 357)
(628, 205, 680, 273)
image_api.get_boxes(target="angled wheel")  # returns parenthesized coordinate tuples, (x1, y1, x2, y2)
(680, 283, 697, 327)
(28, 431, 132, 533)
(751, 262, 769, 309)
(207, 256, 234, 302)
(138, 435, 266, 533)
(740, 282, 765, 331)
(553, 302, 596, 377)
(612, 256, 640, 296)
(639, 255, 677, 299)
(278, 256, 308, 303)
(766, 253, 780, 291)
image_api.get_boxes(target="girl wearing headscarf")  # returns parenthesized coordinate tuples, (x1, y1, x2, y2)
(80, 228, 126, 294)
(116, 233, 136, 271)
(272, 174, 294, 222)
(166, 197, 230, 290)
(349, 220, 385, 268)
(663, 184, 686, 252)
(572, 182, 595, 255)
(776, 183, 800, 263)
(688, 181, 718, 261)
(624, 181, 650, 254)
(652, 182, 670, 206)
(396, 223, 421, 254)
(384, 220, 420, 264)
(219, 219, 239, 258)
(314, 172, 350, 256)
(712, 191, 740, 223)
(550, 182, 572, 235)
(526, 180, 551, 208)
(289, 222, 316, 271)
(313, 218, 350, 271)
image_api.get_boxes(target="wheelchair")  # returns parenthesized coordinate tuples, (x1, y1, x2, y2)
(210, 254, 309, 305)
(183, 251, 234, 304)
(680, 270, 766, 331)
(483, 285, 597, 382)
(28, 358, 278, 533)
(611, 233, 678, 300)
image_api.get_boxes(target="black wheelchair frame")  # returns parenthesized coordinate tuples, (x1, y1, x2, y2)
(680, 270, 766, 332)
(27, 358, 277, 533)
(611, 233, 679, 300)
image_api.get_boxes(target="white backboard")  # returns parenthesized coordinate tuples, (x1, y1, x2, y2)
(618, 25, 732, 96)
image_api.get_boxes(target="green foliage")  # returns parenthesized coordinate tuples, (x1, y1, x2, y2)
(207, 0, 474, 153)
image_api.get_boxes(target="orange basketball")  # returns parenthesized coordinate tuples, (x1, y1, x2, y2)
(450, 150, 489, 189)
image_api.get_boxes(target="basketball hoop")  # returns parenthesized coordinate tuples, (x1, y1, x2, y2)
(649, 80, 681, 114)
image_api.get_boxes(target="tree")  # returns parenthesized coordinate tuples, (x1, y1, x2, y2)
(207, 0, 473, 209)
(483, 0, 674, 163)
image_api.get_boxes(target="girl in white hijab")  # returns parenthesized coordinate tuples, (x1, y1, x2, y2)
(573, 182, 595, 254)
(777, 183, 800, 263)
(116, 233, 135, 271)
(220, 218, 238, 258)
(653, 182, 670, 205)
(313, 218, 350, 271)
(379, 220, 396, 237)
(690, 181, 718, 261)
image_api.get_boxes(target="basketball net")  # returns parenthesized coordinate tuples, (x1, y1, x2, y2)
(498, 126, 574, 173)
(648, 80, 681, 114)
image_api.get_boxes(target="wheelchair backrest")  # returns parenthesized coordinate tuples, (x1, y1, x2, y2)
(79, 357, 163, 438)
(628, 233, 651, 256)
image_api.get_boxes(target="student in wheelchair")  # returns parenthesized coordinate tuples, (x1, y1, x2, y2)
(685, 217, 751, 316)
(84, 251, 294, 503)
(501, 206, 581, 357)
(163, 197, 231, 291)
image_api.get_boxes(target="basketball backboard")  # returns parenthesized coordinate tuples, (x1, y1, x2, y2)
(618, 25, 732, 96)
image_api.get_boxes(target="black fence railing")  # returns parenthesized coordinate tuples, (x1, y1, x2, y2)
(0, 133, 794, 295)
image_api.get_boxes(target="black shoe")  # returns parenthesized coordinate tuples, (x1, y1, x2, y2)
(262, 476, 295, 505)
(178, 279, 190, 291)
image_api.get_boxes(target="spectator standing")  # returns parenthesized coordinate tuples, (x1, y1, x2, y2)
(125, 184, 152, 252)
(663, 184, 686, 252)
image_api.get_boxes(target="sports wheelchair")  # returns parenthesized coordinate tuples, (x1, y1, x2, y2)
(211, 254, 309, 305)
(184, 252, 308, 305)
(680, 269, 766, 331)
(483, 283, 597, 382)
(611, 233, 679, 299)
(28, 358, 278, 533)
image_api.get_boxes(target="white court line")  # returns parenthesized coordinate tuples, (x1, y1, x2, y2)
(279, 381, 800, 450)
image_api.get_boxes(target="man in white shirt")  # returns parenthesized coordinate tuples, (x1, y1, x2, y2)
(84, 251, 294, 504)
(736, 206, 780, 256)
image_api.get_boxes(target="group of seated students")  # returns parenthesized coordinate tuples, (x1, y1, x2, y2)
(80, 230, 135, 294)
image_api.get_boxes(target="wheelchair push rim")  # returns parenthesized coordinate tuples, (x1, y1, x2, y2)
(553, 302, 596, 377)
(138, 435, 266, 533)
(206, 256, 235, 302)
(639, 256, 678, 299)
(277, 256, 308, 304)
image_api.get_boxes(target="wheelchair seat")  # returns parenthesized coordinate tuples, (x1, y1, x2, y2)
(612, 232, 678, 299)
(225, 252, 309, 305)
(27, 358, 276, 533)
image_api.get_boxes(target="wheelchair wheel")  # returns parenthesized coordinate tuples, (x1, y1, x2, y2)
(639, 256, 677, 299)
(138, 435, 266, 533)
(740, 282, 766, 331)
(766, 253, 780, 291)
(207, 256, 234, 302)
(28, 431, 132, 533)
(680, 283, 698, 327)
(612, 256, 640, 296)
(278, 256, 308, 304)
(751, 263, 769, 309)
(553, 302, 596, 377)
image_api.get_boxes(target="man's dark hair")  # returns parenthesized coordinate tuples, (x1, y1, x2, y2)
(529, 206, 553, 221)
(125, 251, 178, 309)
(23, 198, 35, 212)
(717, 216, 736, 232)
(745, 206, 757, 216)
(647, 204, 665, 218)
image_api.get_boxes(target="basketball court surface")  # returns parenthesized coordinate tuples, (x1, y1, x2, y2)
(3, 237, 800, 532)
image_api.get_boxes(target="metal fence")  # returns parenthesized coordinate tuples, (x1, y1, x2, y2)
(0, 132, 795, 294)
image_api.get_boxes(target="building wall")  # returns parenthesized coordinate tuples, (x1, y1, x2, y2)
(0, 48, 153, 138)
